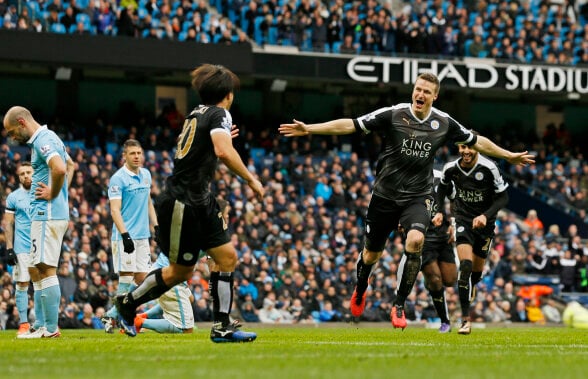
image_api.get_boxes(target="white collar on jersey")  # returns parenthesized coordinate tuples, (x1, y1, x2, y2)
(27, 124, 48, 144)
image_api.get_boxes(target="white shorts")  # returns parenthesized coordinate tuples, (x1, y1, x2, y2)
(159, 284, 194, 330)
(112, 238, 151, 274)
(13, 252, 31, 283)
(30, 220, 69, 267)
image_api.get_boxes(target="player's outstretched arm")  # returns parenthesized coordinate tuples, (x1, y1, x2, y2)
(473, 135, 535, 166)
(279, 118, 356, 136)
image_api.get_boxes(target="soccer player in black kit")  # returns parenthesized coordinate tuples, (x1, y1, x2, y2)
(436, 138, 509, 335)
(279, 72, 533, 330)
(115, 64, 264, 341)
(419, 169, 457, 333)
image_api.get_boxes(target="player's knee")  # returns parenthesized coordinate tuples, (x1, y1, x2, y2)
(425, 275, 443, 291)
(214, 249, 238, 271)
(458, 259, 473, 284)
(405, 230, 424, 253)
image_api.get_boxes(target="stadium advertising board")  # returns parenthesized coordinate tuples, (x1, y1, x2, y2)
(346, 56, 588, 93)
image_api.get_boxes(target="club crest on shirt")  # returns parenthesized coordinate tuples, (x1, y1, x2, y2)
(430, 120, 440, 130)
(183, 252, 194, 261)
(40, 145, 51, 155)
(457, 226, 465, 233)
(475, 172, 484, 180)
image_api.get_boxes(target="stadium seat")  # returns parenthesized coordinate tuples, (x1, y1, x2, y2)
(182, 20, 193, 32)
(106, 142, 119, 156)
(254, 16, 265, 44)
(240, 5, 250, 33)
(26, 1, 42, 19)
(178, 31, 187, 41)
(464, 39, 473, 57)
(250, 147, 265, 166)
(75, 13, 91, 31)
(268, 26, 278, 44)
(50, 23, 67, 34)
(138, 7, 148, 19)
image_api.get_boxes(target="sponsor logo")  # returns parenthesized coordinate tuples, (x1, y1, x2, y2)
(457, 188, 484, 202)
(402, 117, 411, 125)
(401, 137, 432, 158)
(40, 145, 51, 155)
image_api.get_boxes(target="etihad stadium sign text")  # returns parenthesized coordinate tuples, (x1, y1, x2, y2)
(346, 57, 588, 94)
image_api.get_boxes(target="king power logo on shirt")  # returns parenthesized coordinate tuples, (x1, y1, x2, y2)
(457, 188, 484, 203)
(346, 57, 588, 93)
(400, 137, 432, 158)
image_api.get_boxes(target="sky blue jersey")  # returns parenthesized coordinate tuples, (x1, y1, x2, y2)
(28, 126, 69, 221)
(108, 166, 152, 240)
(5, 187, 31, 254)
(153, 253, 170, 270)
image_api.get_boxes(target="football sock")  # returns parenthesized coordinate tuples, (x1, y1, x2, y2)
(15, 285, 29, 324)
(355, 252, 375, 295)
(127, 268, 171, 307)
(145, 303, 163, 319)
(32, 281, 44, 329)
(430, 288, 450, 324)
(394, 252, 422, 306)
(458, 259, 473, 318)
(471, 271, 482, 285)
(41, 276, 61, 333)
(105, 276, 133, 318)
(142, 319, 183, 334)
(211, 272, 233, 326)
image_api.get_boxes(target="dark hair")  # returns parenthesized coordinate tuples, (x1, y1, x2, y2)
(190, 64, 239, 105)
(217, 198, 229, 212)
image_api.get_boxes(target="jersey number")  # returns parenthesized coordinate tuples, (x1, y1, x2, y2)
(176, 118, 197, 159)
(481, 238, 492, 252)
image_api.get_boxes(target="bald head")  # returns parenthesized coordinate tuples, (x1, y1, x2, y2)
(3, 106, 40, 143)
(4, 106, 33, 126)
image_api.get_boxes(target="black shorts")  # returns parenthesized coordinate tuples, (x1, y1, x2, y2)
(454, 220, 495, 259)
(365, 194, 432, 252)
(156, 193, 230, 266)
(422, 238, 456, 268)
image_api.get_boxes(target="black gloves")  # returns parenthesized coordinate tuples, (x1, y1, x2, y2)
(121, 232, 135, 253)
(153, 225, 161, 245)
(6, 248, 17, 266)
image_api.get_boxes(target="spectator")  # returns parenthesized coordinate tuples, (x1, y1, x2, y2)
(524, 209, 544, 233)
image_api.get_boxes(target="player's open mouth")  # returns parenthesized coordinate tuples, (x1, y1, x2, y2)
(415, 99, 424, 107)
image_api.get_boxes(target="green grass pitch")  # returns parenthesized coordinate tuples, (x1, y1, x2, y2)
(1, 325, 586, 379)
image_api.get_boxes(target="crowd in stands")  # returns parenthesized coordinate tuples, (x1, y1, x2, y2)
(0, 106, 587, 331)
(2, 0, 588, 65)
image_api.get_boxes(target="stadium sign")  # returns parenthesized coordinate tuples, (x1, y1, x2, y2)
(346, 56, 588, 94)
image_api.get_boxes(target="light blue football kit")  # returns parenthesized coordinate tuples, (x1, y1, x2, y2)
(28, 125, 70, 335)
